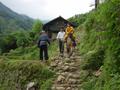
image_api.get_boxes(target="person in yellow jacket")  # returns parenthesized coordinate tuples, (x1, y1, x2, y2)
(65, 24, 74, 34)
(64, 23, 76, 47)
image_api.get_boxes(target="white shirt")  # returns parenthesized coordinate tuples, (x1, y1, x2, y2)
(56, 31, 65, 40)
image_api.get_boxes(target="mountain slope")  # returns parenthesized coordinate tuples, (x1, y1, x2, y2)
(0, 2, 34, 33)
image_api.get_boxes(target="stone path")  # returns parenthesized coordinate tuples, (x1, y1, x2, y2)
(50, 50, 81, 90)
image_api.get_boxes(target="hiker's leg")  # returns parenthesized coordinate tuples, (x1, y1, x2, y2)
(59, 40, 62, 53)
(44, 45, 49, 60)
(66, 43, 68, 53)
(40, 46, 43, 60)
(67, 45, 70, 54)
(69, 46, 73, 57)
(61, 41, 64, 54)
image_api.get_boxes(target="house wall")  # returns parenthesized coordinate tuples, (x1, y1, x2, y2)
(52, 33, 57, 40)
(47, 31, 57, 40)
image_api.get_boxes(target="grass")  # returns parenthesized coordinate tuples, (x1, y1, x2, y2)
(0, 60, 55, 90)
(1, 40, 58, 61)
(77, 0, 120, 90)
(0, 40, 58, 90)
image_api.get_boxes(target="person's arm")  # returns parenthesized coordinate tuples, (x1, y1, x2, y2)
(71, 27, 74, 33)
(46, 36, 50, 45)
(37, 37, 41, 47)
(65, 27, 68, 34)
(63, 32, 65, 37)
(56, 32, 60, 39)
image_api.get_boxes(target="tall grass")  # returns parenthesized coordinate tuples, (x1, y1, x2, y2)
(77, 0, 120, 90)
(0, 60, 54, 90)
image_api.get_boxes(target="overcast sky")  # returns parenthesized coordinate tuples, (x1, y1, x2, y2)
(0, 0, 94, 20)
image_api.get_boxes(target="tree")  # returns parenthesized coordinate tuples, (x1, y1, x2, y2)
(0, 34, 17, 53)
(12, 31, 31, 47)
(32, 19, 43, 41)
(32, 19, 43, 33)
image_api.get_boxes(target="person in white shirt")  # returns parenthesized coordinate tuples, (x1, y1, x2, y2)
(56, 28, 65, 56)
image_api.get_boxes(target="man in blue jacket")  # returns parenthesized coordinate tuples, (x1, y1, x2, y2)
(38, 31, 50, 61)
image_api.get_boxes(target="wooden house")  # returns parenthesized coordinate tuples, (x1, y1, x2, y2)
(43, 16, 76, 38)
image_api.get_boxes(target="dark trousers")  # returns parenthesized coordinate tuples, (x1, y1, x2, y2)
(40, 45, 48, 60)
(59, 40, 64, 54)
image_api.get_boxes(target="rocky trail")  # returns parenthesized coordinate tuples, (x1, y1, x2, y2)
(50, 49, 82, 90)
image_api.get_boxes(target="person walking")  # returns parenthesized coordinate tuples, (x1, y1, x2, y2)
(64, 23, 76, 47)
(64, 23, 74, 41)
(38, 31, 50, 61)
(64, 24, 77, 57)
(56, 28, 65, 56)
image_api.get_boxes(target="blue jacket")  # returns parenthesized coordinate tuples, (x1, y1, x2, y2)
(38, 33, 50, 47)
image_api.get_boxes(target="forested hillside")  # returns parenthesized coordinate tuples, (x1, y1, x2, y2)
(0, 2, 35, 53)
(0, 2, 33, 33)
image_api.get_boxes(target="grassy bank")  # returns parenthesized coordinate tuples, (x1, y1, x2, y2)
(0, 60, 54, 90)
(74, 0, 120, 90)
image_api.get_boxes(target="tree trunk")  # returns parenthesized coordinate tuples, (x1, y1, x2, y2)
(95, 0, 99, 9)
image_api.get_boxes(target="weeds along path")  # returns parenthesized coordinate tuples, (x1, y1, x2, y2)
(50, 49, 81, 90)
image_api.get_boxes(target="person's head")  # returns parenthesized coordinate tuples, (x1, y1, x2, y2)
(41, 30, 46, 34)
(60, 28, 64, 32)
(67, 23, 71, 27)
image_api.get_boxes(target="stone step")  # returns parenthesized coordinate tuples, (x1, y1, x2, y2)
(66, 73, 80, 79)
(52, 84, 81, 87)
(50, 50, 81, 90)
(52, 86, 79, 90)
(51, 86, 80, 90)
(51, 86, 65, 90)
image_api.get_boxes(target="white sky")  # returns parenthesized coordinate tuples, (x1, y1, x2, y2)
(0, 0, 94, 20)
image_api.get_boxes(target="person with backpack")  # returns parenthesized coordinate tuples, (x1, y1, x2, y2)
(38, 31, 50, 61)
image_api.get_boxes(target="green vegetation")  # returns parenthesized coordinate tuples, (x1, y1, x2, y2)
(2, 40, 58, 60)
(0, 60, 54, 90)
(1, 0, 120, 89)
(0, 19, 43, 54)
(1, 19, 57, 60)
(0, 2, 33, 33)
(68, 13, 88, 27)
(0, 19, 57, 89)
(0, 3, 57, 89)
(70, 0, 120, 90)
(0, 2, 34, 53)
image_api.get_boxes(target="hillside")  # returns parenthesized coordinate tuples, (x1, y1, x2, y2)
(69, 0, 120, 90)
(0, 0, 120, 90)
(0, 2, 34, 33)
(0, 2, 36, 53)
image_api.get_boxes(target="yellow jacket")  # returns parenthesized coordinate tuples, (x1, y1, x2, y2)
(64, 26, 76, 40)
(65, 26, 74, 34)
